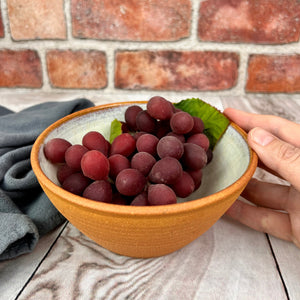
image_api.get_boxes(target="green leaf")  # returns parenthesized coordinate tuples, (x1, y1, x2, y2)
(110, 118, 123, 143)
(174, 98, 230, 149)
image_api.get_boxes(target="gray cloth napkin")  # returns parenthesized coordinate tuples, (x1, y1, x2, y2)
(0, 99, 94, 261)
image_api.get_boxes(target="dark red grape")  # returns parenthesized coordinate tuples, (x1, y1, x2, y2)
(147, 96, 174, 120)
(187, 168, 203, 190)
(108, 154, 130, 179)
(57, 164, 76, 184)
(121, 121, 130, 133)
(166, 132, 185, 143)
(171, 171, 195, 198)
(62, 172, 90, 195)
(206, 148, 213, 164)
(155, 120, 171, 139)
(189, 116, 204, 134)
(106, 140, 111, 155)
(170, 111, 194, 134)
(186, 133, 210, 151)
(110, 133, 136, 157)
(136, 110, 157, 133)
(181, 143, 207, 170)
(65, 144, 88, 171)
(136, 133, 159, 156)
(149, 157, 183, 185)
(81, 150, 110, 180)
(83, 180, 112, 203)
(111, 192, 128, 205)
(133, 131, 146, 140)
(157, 136, 184, 159)
(148, 184, 177, 205)
(130, 191, 149, 206)
(131, 152, 156, 176)
(44, 138, 71, 164)
(82, 131, 109, 156)
(115, 168, 147, 196)
(125, 105, 143, 131)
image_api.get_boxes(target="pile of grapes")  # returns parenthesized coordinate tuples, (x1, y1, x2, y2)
(44, 96, 212, 206)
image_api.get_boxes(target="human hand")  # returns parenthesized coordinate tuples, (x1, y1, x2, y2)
(223, 108, 300, 248)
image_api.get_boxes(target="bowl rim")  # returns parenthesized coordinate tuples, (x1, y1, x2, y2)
(31, 101, 258, 217)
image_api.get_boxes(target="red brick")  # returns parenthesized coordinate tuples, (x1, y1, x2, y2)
(47, 50, 107, 89)
(198, 0, 300, 44)
(0, 50, 42, 88)
(0, 8, 4, 38)
(7, 0, 66, 40)
(246, 54, 300, 93)
(115, 51, 239, 91)
(71, 0, 191, 41)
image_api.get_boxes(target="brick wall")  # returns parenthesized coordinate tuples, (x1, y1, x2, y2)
(0, 0, 299, 98)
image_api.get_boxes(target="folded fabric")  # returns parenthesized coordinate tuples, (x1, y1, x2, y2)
(0, 99, 94, 261)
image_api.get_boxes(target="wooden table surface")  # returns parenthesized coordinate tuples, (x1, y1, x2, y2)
(1, 93, 300, 300)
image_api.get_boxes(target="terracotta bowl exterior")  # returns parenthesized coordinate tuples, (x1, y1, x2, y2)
(31, 101, 257, 258)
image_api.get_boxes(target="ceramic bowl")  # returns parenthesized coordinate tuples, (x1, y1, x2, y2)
(31, 101, 257, 258)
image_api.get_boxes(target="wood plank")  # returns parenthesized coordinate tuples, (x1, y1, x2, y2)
(193, 218, 287, 300)
(0, 223, 66, 300)
(221, 94, 300, 123)
(269, 238, 300, 299)
(17, 219, 286, 299)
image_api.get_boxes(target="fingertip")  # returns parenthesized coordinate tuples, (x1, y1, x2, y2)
(223, 107, 240, 118)
(223, 108, 253, 131)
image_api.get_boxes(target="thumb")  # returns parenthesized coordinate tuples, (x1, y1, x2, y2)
(248, 127, 300, 190)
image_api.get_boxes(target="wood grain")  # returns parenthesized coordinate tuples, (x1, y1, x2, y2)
(221, 95, 300, 122)
(17, 218, 287, 300)
(0, 224, 65, 300)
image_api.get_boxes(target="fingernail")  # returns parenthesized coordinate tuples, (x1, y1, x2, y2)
(250, 128, 275, 146)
